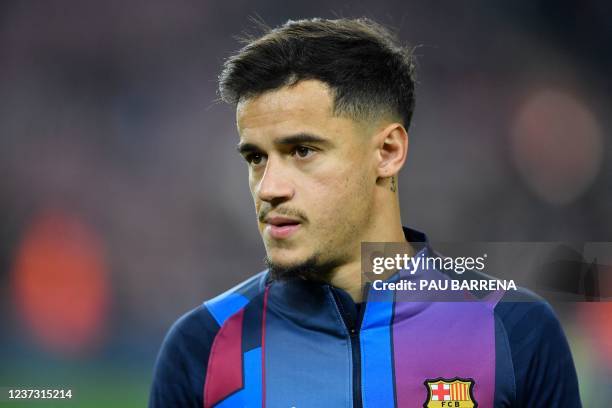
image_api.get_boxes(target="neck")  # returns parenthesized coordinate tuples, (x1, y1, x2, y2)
(329, 195, 411, 302)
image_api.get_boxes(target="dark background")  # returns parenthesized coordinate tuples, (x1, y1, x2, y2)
(1, 1, 610, 406)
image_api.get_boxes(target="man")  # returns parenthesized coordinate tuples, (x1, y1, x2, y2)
(149, 18, 581, 407)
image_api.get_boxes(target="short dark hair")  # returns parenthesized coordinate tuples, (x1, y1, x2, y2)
(218, 18, 417, 129)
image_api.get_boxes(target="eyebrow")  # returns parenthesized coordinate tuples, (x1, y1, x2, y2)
(236, 132, 332, 155)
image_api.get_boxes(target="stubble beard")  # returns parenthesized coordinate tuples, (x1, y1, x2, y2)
(264, 253, 343, 283)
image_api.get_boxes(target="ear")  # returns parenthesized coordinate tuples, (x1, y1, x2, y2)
(374, 122, 409, 180)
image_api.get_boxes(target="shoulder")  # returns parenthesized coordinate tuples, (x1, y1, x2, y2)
(494, 286, 562, 338)
(204, 270, 269, 326)
(159, 269, 268, 359)
(148, 304, 218, 408)
(149, 270, 268, 407)
(493, 286, 569, 361)
(493, 287, 581, 407)
(163, 269, 267, 352)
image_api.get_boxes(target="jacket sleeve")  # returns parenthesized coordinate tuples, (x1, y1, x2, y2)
(149, 305, 220, 408)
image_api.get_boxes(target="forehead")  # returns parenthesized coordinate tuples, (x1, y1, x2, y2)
(236, 80, 337, 137)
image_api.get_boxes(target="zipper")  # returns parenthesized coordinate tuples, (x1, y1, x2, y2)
(329, 286, 368, 408)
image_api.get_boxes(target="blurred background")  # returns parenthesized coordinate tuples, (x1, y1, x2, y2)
(0, 0, 610, 406)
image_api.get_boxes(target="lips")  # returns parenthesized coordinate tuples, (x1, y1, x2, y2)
(264, 216, 301, 239)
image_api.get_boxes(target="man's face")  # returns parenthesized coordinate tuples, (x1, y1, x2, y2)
(236, 79, 377, 274)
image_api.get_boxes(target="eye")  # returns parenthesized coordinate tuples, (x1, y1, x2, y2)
(244, 152, 266, 166)
(293, 145, 315, 159)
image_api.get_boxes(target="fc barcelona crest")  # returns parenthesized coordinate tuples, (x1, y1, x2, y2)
(423, 377, 477, 408)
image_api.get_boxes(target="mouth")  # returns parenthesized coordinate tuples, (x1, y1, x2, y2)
(264, 216, 302, 239)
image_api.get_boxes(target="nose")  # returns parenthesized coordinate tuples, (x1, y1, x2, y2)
(255, 156, 294, 205)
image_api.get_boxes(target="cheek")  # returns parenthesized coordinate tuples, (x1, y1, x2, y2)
(306, 165, 372, 225)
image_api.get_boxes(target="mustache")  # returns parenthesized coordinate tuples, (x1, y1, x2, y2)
(258, 207, 308, 223)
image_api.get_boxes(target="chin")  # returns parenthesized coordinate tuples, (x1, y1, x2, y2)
(265, 250, 311, 269)
(264, 249, 340, 283)
(266, 247, 312, 268)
